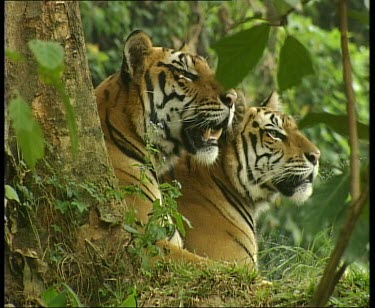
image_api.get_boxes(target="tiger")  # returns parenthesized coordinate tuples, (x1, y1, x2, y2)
(164, 92, 320, 268)
(95, 30, 237, 258)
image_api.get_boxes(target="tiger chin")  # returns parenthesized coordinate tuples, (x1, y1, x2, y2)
(166, 92, 320, 268)
(95, 30, 237, 259)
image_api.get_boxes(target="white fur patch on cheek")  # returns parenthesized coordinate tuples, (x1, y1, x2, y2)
(194, 147, 219, 166)
(289, 184, 313, 204)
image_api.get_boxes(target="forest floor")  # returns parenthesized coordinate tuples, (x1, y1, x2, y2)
(5, 223, 369, 307)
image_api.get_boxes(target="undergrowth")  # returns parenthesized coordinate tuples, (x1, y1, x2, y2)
(5, 130, 369, 308)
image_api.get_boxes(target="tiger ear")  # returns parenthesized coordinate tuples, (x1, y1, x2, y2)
(260, 91, 282, 111)
(178, 42, 190, 52)
(121, 30, 153, 81)
(234, 90, 246, 127)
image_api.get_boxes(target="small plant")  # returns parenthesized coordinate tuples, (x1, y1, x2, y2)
(41, 283, 84, 307)
(122, 121, 187, 270)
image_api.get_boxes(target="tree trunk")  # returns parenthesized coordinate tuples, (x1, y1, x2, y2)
(5, 2, 129, 306)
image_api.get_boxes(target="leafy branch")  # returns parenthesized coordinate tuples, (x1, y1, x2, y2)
(309, 0, 366, 305)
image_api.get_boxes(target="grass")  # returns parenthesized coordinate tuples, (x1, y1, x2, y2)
(118, 244, 369, 307)
(5, 155, 369, 307)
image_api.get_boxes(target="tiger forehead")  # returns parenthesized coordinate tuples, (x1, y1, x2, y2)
(252, 108, 297, 130)
(153, 48, 209, 72)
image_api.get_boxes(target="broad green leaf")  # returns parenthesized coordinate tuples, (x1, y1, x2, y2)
(5, 185, 20, 203)
(298, 112, 369, 141)
(28, 40, 64, 70)
(42, 287, 67, 308)
(120, 289, 137, 308)
(301, 171, 350, 236)
(212, 23, 270, 89)
(277, 35, 314, 92)
(8, 96, 45, 169)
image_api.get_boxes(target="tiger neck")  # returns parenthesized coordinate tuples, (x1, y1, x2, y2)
(112, 84, 181, 176)
(219, 143, 278, 218)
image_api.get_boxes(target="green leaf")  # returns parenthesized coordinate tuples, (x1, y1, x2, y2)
(174, 213, 186, 237)
(71, 201, 89, 213)
(212, 23, 270, 89)
(55, 200, 70, 214)
(5, 185, 20, 203)
(348, 9, 369, 26)
(343, 201, 369, 263)
(5, 48, 25, 62)
(120, 289, 137, 308)
(60, 283, 84, 307)
(298, 112, 369, 141)
(123, 224, 142, 235)
(42, 287, 67, 308)
(301, 171, 350, 237)
(277, 35, 314, 92)
(28, 40, 64, 70)
(8, 96, 45, 169)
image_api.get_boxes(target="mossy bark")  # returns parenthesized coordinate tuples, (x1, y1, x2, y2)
(5, 2, 129, 306)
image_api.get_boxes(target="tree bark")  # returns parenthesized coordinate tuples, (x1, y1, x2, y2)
(5, 2, 129, 306)
(5, 1, 113, 180)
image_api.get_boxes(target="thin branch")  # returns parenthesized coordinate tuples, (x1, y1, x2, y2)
(338, 0, 361, 200)
(309, 185, 369, 306)
(309, 1, 365, 305)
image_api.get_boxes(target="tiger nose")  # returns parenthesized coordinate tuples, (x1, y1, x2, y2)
(304, 150, 321, 165)
(220, 90, 237, 108)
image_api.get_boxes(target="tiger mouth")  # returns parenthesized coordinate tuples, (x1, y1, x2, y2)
(273, 174, 313, 197)
(183, 123, 226, 154)
(201, 128, 223, 143)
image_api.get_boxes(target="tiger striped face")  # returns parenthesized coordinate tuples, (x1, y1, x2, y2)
(235, 93, 320, 204)
(123, 31, 237, 167)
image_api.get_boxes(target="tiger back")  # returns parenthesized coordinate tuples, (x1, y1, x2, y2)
(167, 92, 320, 268)
(95, 30, 237, 252)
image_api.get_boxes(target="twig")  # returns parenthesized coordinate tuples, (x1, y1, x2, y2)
(309, 185, 368, 306)
(338, 0, 361, 200)
(309, 1, 365, 305)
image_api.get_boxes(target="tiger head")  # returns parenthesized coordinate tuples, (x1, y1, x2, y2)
(231, 92, 320, 204)
(121, 30, 237, 167)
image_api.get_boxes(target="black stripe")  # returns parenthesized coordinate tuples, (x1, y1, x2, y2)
(255, 152, 273, 170)
(241, 134, 254, 182)
(211, 175, 254, 233)
(106, 112, 145, 163)
(106, 112, 158, 182)
(116, 169, 157, 203)
(226, 231, 256, 264)
(199, 193, 255, 249)
(145, 71, 157, 124)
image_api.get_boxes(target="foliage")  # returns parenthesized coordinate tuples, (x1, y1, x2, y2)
(6, 40, 80, 170)
(122, 124, 188, 271)
(5, 1, 369, 306)
(78, 1, 369, 302)
(7, 95, 45, 169)
(42, 283, 84, 308)
(212, 23, 270, 89)
(28, 40, 79, 155)
(277, 34, 314, 91)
